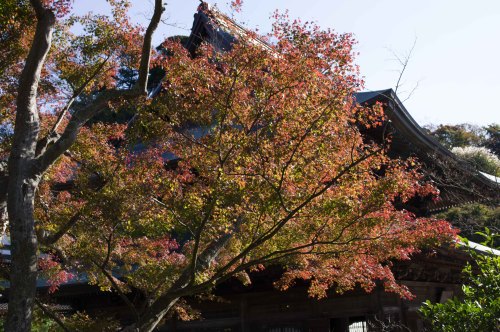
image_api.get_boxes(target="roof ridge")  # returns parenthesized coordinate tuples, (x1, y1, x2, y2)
(197, 1, 274, 51)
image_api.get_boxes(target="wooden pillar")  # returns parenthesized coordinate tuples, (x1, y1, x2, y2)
(240, 295, 248, 332)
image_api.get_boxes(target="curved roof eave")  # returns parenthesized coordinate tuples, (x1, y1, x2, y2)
(355, 89, 500, 190)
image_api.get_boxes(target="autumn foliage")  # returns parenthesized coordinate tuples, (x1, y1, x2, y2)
(1, 2, 456, 331)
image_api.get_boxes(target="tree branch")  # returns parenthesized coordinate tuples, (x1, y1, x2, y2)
(10, 0, 55, 173)
(36, 57, 111, 157)
(40, 158, 126, 246)
(133, 217, 245, 330)
(91, 259, 140, 322)
(388, 37, 418, 99)
(34, 0, 165, 177)
(34, 299, 72, 332)
(205, 147, 382, 282)
(129, 148, 381, 331)
(29, 0, 47, 19)
(190, 197, 217, 284)
(136, 0, 165, 93)
(40, 212, 81, 246)
(5, 1, 56, 329)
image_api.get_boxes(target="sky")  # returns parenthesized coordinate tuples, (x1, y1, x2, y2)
(74, 0, 500, 127)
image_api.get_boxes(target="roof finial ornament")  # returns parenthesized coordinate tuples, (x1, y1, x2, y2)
(198, 1, 210, 11)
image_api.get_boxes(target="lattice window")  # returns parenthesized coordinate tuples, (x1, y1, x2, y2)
(268, 328, 303, 332)
(348, 319, 368, 332)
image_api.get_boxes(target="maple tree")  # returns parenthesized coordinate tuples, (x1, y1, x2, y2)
(0, 1, 457, 331)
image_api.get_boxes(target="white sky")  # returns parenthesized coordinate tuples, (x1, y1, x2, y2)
(74, 0, 500, 126)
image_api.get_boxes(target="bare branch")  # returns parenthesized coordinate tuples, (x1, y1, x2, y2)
(402, 79, 420, 103)
(387, 37, 417, 95)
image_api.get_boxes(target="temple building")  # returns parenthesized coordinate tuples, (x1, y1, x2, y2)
(1, 3, 498, 332)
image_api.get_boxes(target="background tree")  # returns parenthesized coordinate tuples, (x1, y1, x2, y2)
(451, 146, 500, 177)
(424, 124, 485, 150)
(436, 204, 500, 246)
(1, 2, 457, 332)
(425, 123, 500, 160)
(484, 124, 500, 157)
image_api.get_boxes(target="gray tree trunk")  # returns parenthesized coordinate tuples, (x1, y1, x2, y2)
(5, 180, 39, 331)
(5, 5, 55, 331)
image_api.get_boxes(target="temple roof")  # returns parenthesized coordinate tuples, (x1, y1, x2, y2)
(184, 2, 273, 55)
(354, 89, 499, 211)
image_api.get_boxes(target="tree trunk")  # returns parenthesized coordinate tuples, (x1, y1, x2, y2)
(5, 4, 55, 331)
(0, 163, 8, 235)
(5, 180, 39, 332)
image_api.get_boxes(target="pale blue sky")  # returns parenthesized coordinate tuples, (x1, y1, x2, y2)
(74, 0, 500, 126)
